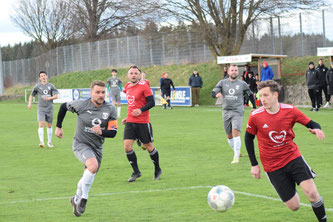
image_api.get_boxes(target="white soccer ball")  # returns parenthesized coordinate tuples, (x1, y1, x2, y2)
(208, 185, 235, 212)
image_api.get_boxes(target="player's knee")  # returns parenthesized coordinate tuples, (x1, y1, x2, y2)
(87, 165, 98, 174)
(287, 203, 300, 211)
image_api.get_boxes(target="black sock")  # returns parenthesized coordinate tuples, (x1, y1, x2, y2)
(311, 197, 327, 222)
(126, 150, 140, 173)
(149, 148, 160, 171)
(167, 99, 170, 107)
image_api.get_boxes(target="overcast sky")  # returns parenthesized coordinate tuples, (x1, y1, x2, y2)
(1, 0, 333, 47)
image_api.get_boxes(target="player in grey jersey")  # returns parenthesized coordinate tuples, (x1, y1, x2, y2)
(106, 69, 122, 117)
(211, 64, 256, 164)
(55, 80, 118, 217)
(28, 71, 59, 148)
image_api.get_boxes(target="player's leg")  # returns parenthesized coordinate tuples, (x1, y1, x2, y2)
(166, 91, 172, 109)
(124, 123, 141, 182)
(230, 115, 243, 163)
(141, 123, 162, 180)
(292, 156, 327, 221)
(46, 111, 54, 147)
(223, 113, 234, 155)
(308, 89, 316, 111)
(116, 92, 121, 117)
(38, 120, 45, 147)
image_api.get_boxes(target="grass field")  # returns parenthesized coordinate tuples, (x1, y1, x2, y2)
(0, 102, 332, 222)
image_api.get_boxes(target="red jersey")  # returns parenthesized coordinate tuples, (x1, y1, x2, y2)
(123, 80, 153, 123)
(246, 104, 311, 172)
(143, 79, 150, 86)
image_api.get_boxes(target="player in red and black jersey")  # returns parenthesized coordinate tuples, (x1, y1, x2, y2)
(245, 80, 327, 222)
(122, 66, 162, 182)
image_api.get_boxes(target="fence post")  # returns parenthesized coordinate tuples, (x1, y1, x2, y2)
(71, 45, 74, 72)
(203, 43, 206, 62)
(107, 39, 110, 67)
(162, 35, 166, 65)
(149, 36, 153, 65)
(0, 45, 4, 96)
(116, 38, 120, 66)
(79, 43, 83, 71)
(56, 47, 59, 75)
(278, 16, 283, 55)
(252, 22, 256, 53)
(97, 40, 101, 69)
(137, 36, 141, 65)
(270, 17, 275, 54)
(322, 9, 326, 47)
(126, 36, 131, 65)
(188, 31, 192, 63)
(88, 42, 92, 70)
(63, 46, 67, 73)
(299, 13, 304, 57)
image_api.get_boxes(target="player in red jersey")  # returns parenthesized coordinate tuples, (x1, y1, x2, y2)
(122, 66, 162, 182)
(140, 72, 150, 86)
(245, 80, 327, 222)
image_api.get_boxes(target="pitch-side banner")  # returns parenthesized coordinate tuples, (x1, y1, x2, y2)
(54, 86, 191, 106)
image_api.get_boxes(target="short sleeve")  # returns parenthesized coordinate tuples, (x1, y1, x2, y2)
(212, 80, 223, 94)
(51, 84, 59, 95)
(143, 83, 153, 97)
(31, 85, 38, 96)
(66, 100, 83, 113)
(293, 107, 311, 126)
(246, 114, 258, 135)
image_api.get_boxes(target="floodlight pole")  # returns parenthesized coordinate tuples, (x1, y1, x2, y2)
(0, 44, 4, 96)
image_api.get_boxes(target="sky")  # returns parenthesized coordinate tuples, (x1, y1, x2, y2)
(1, 0, 333, 47)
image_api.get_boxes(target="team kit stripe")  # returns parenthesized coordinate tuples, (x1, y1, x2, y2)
(0, 186, 332, 212)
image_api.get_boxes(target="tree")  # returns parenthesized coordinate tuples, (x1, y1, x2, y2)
(11, 0, 72, 52)
(69, 0, 166, 41)
(166, 0, 326, 64)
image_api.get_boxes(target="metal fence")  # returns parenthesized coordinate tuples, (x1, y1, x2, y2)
(2, 8, 333, 88)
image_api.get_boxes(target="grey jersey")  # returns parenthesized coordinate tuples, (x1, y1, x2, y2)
(31, 83, 59, 110)
(67, 99, 117, 150)
(107, 77, 122, 92)
(212, 78, 253, 115)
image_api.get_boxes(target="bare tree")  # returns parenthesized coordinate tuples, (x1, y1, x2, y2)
(69, 0, 166, 41)
(166, 0, 326, 64)
(11, 0, 73, 52)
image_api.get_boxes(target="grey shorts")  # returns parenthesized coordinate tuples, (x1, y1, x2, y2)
(110, 90, 121, 103)
(37, 108, 53, 123)
(72, 140, 102, 172)
(222, 112, 243, 134)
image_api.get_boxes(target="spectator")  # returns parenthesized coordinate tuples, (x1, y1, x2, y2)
(260, 61, 274, 81)
(223, 66, 229, 79)
(241, 65, 253, 106)
(326, 62, 333, 106)
(188, 69, 203, 107)
(306, 62, 321, 111)
(316, 59, 329, 108)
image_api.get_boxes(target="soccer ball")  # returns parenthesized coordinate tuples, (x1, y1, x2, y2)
(208, 185, 235, 212)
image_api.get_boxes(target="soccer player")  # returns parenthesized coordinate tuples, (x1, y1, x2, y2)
(55, 80, 117, 217)
(211, 64, 256, 163)
(141, 72, 150, 86)
(27, 71, 59, 148)
(160, 73, 176, 109)
(106, 69, 122, 117)
(122, 65, 162, 182)
(245, 80, 327, 222)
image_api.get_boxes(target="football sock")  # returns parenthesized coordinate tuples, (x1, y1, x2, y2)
(74, 177, 84, 204)
(149, 148, 160, 170)
(81, 169, 95, 199)
(233, 136, 241, 159)
(311, 197, 327, 222)
(38, 127, 44, 144)
(167, 99, 170, 107)
(117, 106, 121, 117)
(227, 138, 234, 151)
(126, 150, 140, 173)
(47, 127, 53, 143)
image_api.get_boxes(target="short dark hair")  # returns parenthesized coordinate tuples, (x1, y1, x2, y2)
(90, 80, 106, 89)
(258, 80, 280, 93)
(39, 71, 47, 77)
(128, 65, 141, 73)
(111, 69, 117, 73)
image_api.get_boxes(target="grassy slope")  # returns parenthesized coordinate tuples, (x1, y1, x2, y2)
(2, 56, 332, 104)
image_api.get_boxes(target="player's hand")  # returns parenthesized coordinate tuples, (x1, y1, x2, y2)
(122, 118, 127, 124)
(55, 127, 63, 139)
(44, 97, 50, 101)
(92, 125, 102, 135)
(308, 128, 325, 140)
(132, 109, 142, 117)
(27, 104, 31, 109)
(216, 93, 222, 98)
(251, 165, 261, 179)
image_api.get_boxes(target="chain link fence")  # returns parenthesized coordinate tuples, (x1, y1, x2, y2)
(2, 9, 333, 88)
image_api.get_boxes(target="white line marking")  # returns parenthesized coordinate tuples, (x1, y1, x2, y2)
(1, 185, 332, 212)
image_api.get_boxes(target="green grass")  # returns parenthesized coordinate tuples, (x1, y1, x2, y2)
(0, 102, 332, 221)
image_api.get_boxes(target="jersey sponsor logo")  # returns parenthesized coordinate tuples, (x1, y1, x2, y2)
(268, 130, 286, 143)
(235, 85, 240, 90)
(86, 110, 93, 114)
(92, 118, 102, 126)
(127, 95, 135, 104)
(263, 124, 269, 128)
(102, 112, 109, 120)
(43, 89, 48, 94)
(139, 81, 145, 85)
(228, 88, 235, 95)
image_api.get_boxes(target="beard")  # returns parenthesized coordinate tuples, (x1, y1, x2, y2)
(230, 75, 237, 80)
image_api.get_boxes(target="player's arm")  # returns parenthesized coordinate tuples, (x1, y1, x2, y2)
(305, 120, 325, 140)
(245, 131, 261, 179)
(171, 80, 176, 91)
(55, 103, 69, 138)
(211, 80, 222, 98)
(101, 120, 118, 138)
(27, 95, 34, 109)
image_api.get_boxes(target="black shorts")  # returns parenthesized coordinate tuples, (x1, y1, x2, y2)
(266, 156, 316, 202)
(162, 90, 171, 98)
(123, 122, 154, 144)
